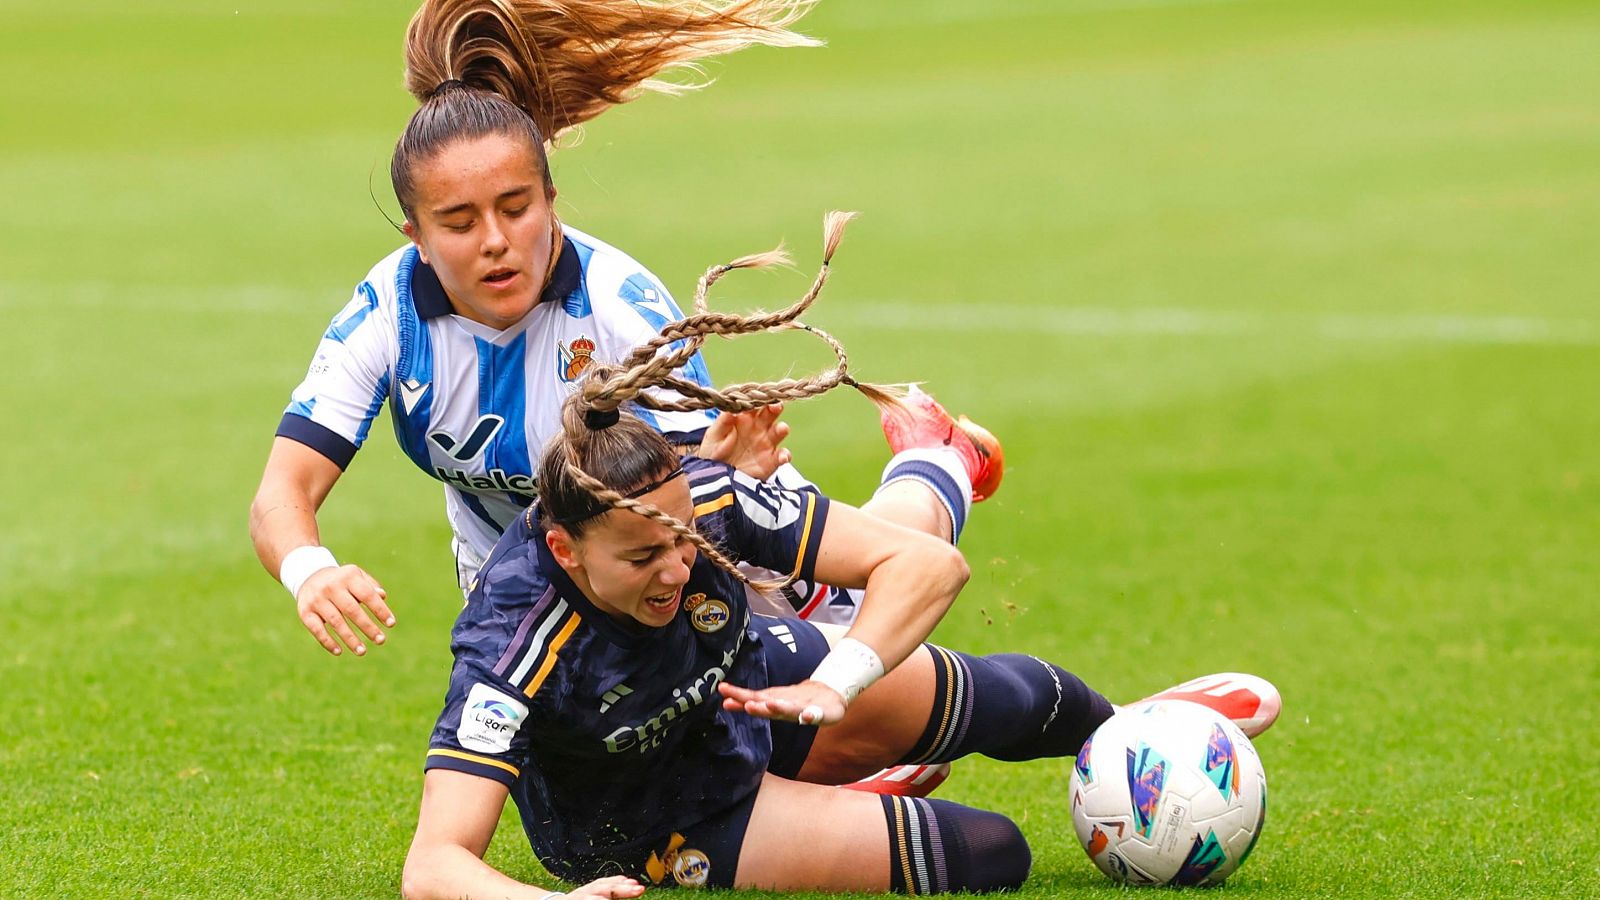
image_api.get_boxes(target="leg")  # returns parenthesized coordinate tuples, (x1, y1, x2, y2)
(754, 387, 1001, 624)
(862, 479, 955, 543)
(798, 645, 939, 782)
(734, 775, 1030, 894)
(790, 453, 971, 624)
(771, 621, 1116, 783)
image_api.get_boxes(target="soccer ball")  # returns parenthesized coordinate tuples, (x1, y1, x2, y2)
(1069, 700, 1267, 886)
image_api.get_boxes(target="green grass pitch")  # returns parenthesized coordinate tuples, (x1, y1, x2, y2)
(3, 0, 1598, 895)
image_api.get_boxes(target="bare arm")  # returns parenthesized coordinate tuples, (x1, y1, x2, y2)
(402, 769, 644, 900)
(810, 501, 968, 674)
(249, 437, 394, 656)
(721, 501, 968, 722)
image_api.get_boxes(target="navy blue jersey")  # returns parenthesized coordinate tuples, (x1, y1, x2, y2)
(424, 457, 830, 876)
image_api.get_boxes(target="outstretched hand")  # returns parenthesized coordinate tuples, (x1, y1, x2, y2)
(698, 403, 791, 480)
(719, 680, 847, 726)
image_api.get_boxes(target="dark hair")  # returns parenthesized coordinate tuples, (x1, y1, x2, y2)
(391, 82, 553, 221)
(537, 383, 680, 538)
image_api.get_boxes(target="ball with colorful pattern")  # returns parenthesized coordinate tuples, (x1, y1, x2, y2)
(1069, 700, 1267, 887)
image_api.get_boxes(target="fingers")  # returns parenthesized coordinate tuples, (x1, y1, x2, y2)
(717, 683, 806, 721)
(575, 875, 645, 899)
(717, 681, 761, 704)
(738, 697, 814, 722)
(342, 572, 390, 644)
(299, 610, 343, 656)
(718, 683, 778, 717)
(296, 566, 393, 657)
(320, 597, 368, 656)
(361, 571, 396, 628)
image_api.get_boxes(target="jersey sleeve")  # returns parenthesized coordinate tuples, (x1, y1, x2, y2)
(424, 541, 556, 787)
(690, 461, 832, 585)
(592, 267, 719, 441)
(276, 282, 394, 469)
(424, 657, 535, 787)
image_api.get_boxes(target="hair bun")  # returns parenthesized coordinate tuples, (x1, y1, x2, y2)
(584, 407, 621, 430)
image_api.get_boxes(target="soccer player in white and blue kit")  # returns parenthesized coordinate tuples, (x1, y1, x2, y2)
(247, 0, 1002, 662)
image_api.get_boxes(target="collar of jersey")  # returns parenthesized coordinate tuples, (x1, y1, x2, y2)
(532, 523, 688, 648)
(409, 235, 583, 320)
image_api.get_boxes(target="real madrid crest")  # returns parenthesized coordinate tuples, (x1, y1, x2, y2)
(683, 592, 730, 633)
(557, 334, 596, 383)
(672, 848, 711, 887)
(646, 833, 711, 889)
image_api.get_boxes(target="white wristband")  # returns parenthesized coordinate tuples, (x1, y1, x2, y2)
(280, 545, 338, 600)
(807, 637, 885, 706)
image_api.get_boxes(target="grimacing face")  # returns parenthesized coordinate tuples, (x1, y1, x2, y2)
(402, 132, 555, 331)
(545, 475, 699, 628)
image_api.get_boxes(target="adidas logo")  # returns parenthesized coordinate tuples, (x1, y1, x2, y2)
(767, 624, 798, 653)
(600, 683, 633, 714)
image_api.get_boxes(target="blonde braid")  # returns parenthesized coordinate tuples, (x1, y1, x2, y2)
(591, 213, 898, 415)
(557, 211, 901, 595)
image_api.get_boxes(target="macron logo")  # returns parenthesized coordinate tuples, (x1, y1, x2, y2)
(430, 415, 504, 462)
(398, 377, 430, 415)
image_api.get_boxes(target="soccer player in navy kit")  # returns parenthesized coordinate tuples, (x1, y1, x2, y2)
(248, 0, 1001, 665)
(400, 228, 1282, 897)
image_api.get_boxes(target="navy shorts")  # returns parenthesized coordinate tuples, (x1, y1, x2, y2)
(593, 615, 831, 890)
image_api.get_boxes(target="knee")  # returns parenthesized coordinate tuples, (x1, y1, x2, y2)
(892, 798, 1030, 893)
(942, 804, 1031, 892)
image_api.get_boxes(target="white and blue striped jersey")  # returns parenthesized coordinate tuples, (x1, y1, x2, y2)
(277, 225, 717, 571)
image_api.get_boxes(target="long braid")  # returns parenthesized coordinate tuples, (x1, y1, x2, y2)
(549, 211, 901, 593)
(590, 212, 894, 414)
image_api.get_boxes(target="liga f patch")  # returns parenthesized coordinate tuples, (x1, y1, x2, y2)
(458, 683, 529, 754)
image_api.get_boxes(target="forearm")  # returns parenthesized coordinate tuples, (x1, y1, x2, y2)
(250, 437, 344, 581)
(402, 842, 558, 900)
(249, 487, 322, 580)
(843, 541, 968, 673)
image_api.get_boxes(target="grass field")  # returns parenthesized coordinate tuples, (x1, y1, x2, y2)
(3, 0, 1599, 896)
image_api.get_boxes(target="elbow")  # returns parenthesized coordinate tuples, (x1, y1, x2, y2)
(399, 851, 430, 900)
(247, 481, 283, 543)
(400, 840, 446, 900)
(246, 493, 266, 541)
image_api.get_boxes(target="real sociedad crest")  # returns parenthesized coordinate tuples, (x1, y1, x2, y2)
(558, 334, 596, 383)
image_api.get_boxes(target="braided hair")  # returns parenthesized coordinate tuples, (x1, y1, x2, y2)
(536, 212, 900, 593)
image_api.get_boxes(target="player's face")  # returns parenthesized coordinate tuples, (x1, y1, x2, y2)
(553, 476, 700, 628)
(404, 132, 555, 331)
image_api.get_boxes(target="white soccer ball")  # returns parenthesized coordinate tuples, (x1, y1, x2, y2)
(1069, 700, 1267, 886)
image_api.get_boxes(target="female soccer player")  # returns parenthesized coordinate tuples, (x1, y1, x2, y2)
(248, 0, 1001, 659)
(400, 242, 1281, 897)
